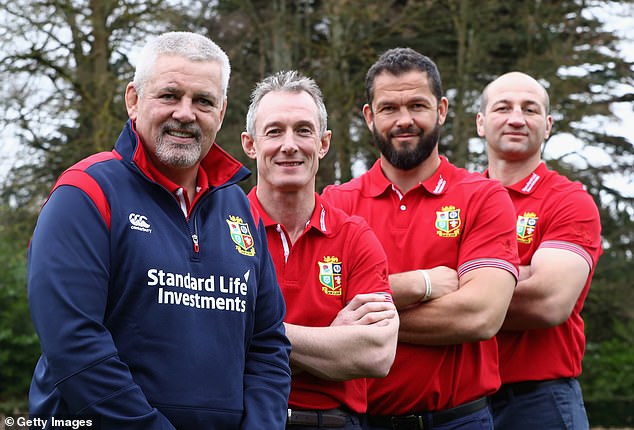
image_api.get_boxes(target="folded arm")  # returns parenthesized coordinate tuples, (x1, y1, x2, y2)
(389, 266, 459, 309)
(285, 293, 398, 380)
(502, 247, 590, 330)
(398, 267, 515, 345)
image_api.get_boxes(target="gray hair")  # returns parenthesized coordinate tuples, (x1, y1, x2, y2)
(133, 31, 231, 97)
(245, 70, 328, 137)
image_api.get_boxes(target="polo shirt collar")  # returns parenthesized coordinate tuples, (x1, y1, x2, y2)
(306, 194, 333, 235)
(248, 189, 334, 236)
(420, 156, 452, 195)
(505, 161, 548, 195)
(366, 156, 452, 196)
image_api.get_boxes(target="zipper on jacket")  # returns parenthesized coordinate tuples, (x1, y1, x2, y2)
(191, 217, 200, 256)
(192, 233, 200, 253)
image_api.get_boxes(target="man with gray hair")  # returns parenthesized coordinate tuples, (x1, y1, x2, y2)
(28, 32, 291, 429)
(241, 70, 399, 429)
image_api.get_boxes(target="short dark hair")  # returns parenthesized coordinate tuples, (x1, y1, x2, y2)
(365, 47, 443, 107)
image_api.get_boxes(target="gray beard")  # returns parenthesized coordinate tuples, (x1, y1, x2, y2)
(155, 121, 203, 168)
(155, 139, 201, 168)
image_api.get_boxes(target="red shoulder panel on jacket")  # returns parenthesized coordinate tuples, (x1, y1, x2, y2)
(47, 152, 116, 230)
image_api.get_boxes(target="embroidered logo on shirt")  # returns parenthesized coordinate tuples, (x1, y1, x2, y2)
(318, 256, 343, 296)
(435, 206, 461, 237)
(226, 215, 255, 256)
(516, 212, 538, 244)
(129, 213, 152, 233)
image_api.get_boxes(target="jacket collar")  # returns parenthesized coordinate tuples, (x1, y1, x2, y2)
(113, 120, 251, 191)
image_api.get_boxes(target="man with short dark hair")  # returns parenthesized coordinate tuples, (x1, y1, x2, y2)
(323, 48, 520, 430)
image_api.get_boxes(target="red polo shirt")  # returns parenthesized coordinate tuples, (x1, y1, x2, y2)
(322, 156, 519, 414)
(248, 190, 391, 413)
(489, 162, 602, 383)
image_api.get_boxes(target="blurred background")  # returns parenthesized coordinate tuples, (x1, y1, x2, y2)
(0, 0, 632, 427)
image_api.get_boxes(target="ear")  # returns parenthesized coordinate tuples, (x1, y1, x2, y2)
(319, 130, 332, 159)
(241, 132, 257, 159)
(437, 97, 449, 126)
(124, 82, 139, 120)
(217, 97, 228, 131)
(475, 112, 486, 137)
(544, 114, 553, 140)
(362, 104, 375, 132)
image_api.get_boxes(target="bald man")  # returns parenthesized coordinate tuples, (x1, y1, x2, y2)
(477, 72, 602, 430)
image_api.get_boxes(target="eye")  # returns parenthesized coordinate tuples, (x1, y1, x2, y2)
(159, 93, 177, 101)
(296, 127, 314, 137)
(265, 128, 283, 137)
(196, 98, 213, 107)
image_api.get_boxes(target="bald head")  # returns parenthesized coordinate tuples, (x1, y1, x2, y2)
(479, 72, 550, 115)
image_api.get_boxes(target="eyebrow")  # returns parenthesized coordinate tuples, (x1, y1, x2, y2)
(375, 96, 433, 107)
(491, 99, 543, 109)
(261, 119, 317, 130)
(159, 86, 219, 101)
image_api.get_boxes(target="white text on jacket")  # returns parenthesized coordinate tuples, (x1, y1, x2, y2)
(147, 268, 249, 313)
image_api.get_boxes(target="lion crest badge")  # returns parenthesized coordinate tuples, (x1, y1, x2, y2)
(226, 215, 255, 256)
(318, 256, 343, 296)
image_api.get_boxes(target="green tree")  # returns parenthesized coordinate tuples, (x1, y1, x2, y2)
(0, 0, 188, 408)
(1, 0, 632, 420)
(0, 204, 38, 411)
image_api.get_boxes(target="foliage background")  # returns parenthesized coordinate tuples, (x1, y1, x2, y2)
(0, 0, 632, 425)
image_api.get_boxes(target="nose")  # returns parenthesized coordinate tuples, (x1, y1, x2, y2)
(395, 107, 414, 128)
(280, 130, 299, 154)
(172, 99, 196, 123)
(507, 107, 526, 127)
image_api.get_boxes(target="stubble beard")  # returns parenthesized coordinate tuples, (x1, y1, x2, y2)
(155, 121, 204, 168)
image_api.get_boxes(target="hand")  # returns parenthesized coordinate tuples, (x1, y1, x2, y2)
(330, 293, 396, 327)
(426, 266, 459, 300)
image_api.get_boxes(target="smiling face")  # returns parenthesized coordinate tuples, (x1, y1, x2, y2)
(477, 72, 552, 162)
(363, 70, 448, 170)
(125, 54, 227, 174)
(241, 90, 330, 194)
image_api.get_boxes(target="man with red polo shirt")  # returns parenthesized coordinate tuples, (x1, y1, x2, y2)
(241, 70, 399, 430)
(322, 48, 520, 430)
(476, 71, 602, 430)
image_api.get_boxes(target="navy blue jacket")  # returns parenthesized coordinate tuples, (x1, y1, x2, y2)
(28, 120, 291, 429)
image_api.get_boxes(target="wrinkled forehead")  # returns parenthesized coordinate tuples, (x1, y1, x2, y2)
(372, 71, 435, 103)
(256, 90, 320, 127)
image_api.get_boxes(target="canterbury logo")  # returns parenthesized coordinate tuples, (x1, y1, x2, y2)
(129, 213, 152, 233)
